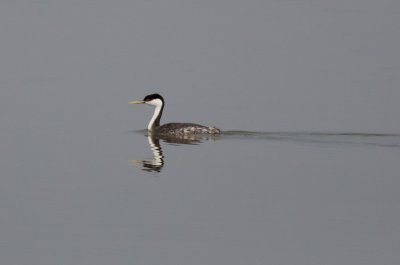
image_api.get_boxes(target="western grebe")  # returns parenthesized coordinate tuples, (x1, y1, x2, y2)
(129, 93, 221, 136)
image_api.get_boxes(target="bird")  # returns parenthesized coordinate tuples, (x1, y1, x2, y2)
(129, 93, 221, 136)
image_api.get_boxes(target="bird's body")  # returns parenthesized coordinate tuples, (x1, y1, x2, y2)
(153, 123, 221, 136)
(129, 94, 220, 136)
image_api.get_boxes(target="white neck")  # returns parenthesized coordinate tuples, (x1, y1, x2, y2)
(147, 99, 163, 131)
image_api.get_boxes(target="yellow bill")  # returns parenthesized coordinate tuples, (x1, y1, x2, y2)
(129, 100, 145, 104)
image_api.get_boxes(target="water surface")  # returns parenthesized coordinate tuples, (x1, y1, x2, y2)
(1, 0, 400, 264)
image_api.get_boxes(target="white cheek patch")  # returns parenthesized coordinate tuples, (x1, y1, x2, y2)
(146, 98, 163, 107)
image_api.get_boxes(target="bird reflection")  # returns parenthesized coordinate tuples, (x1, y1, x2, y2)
(130, 134, 164, 173)
(131, 133, 220, 173)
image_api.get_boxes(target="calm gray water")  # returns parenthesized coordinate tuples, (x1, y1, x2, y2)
(1, 1, 400, 265)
